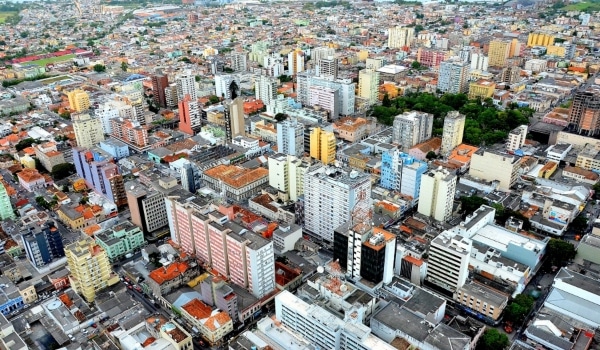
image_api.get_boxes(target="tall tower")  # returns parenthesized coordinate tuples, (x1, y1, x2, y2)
(387, 26, 414, 48)
(72, 113, 105, 148)
(309, 127, 336, 164)
(441, 111, 466, 156)
(67, 89, 90, 112)
(317, 56, 338, 79)
(176, 71, 197, 101)
(277, 118, 304, 157)
(569, 86, 600, 136)
(358, 69, 379, 105)
(392, 111, 434, 150)
(417, 168, 457, 222)
(230, 52, 248, 72)
(438, 58, 469, 94)
(255, 75, 278, 106)
(151, 70, 169, 108)
(178, 95, 201, 135)
(287, 48, 305, 75)
(488, 40, 510, 67)
(224, 97, 245, 141)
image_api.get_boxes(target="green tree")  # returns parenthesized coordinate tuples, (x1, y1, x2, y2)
(93, 64, 106, 73)
(570, 215, 588, 232)
(51, 163, 76, 180)
(504, 294, 535, 324)
(275, 113, 288, 122)
(279, 75, 293, 83)
(382, 93, 392, 107)
(208, 95, 220, 104)
(476, 329, 509, 350)
(15, 138, 39, 152)
(59, 111, 71, 120)
(411, 61, 422, 70)
(546, 238, 576, 267)
(121, 61, 128, 71)
(459, 196, 489, 217)
(426, 151, 437, 160)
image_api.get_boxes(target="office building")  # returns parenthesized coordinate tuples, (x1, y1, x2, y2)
(254, 75, 278, 106)
(67, 89, 90, 112)
(468, 79, 496, 100)
(66, 237, 118, 302)
(387, 26, 414, 48)
(309, 85, 340, 118)
(277, 118, 304, 157)
(438, 58, 469, 94)
(22, 222, 64, 268)
(454, 282, 508, 321)
(224, 97, 245, 141)
(296, 72, 355, 116)
(176, 71, 197, 101)
(151, 71, 169, 108)
(507, 125, 527, 151)
(287, 48, 305, 75)
(488, 40, 510, 67)
(569, 86, 600, 136)
(0, 183, 14, 220)
(441, 111, 466, 156)
(72, 147, 127, 207)
(392, 111, 434, 150)
(304, 166, 371, 243)
(380, 149, 427, 200)
(230, 52, 247, 72)
(309, 127, 336, 164)
(358, 69, 379, 105)
(72, 113, 105, 148)
(127, 178, 177, 236)
(426, 231, 472, 292)
(311, 46, 335, 65)
(417, 168, 457, 222)
(178, 94, 201, 135)
(317, 56, 338, 79)
(469, 148, 520, 191)
(470, 53, 489, 71)
(268, 153, 309, 201)
(202, 164, 269, 201)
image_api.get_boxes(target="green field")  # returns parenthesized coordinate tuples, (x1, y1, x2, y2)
(563, 0, 600, 12)
(27, 54, 75, 66)
(0, 11, 17, 23)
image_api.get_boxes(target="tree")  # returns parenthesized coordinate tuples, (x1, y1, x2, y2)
(546, 238, 576, 268)
(476, 329, 509, 350)
(275, 113, 288, 122)
(504, 294, 535, 324)
(426, 151, 437, 160)
(411, 61, 422, 70)
(59, 111, 71, 120)
(382, 93, 392, 107)
(570, 215, 588, 232)
(208, 95, 220, 104)
(15, 138, 39, 152)
(121, 61, 128, 72)
(459, 196, 489, 217)
(93, 64, 106, 73)
(51, 163, 76, 180)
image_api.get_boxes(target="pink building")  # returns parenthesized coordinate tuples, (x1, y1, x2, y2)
(192, 212, 210, 264)
(208, 222, 228, 277)
(175, 204, 194, 254)
(226, 233, 246, 288)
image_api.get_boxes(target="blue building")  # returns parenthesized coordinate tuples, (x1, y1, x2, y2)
(22, 222, 65, 268)
(0, 277, 23, 316)
(72, 147, 127, 207)
(100, 139, 130, 160)
(380, 149, 427, 201)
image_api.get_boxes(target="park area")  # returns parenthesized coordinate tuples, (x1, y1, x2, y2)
(0, 11, 16, 23)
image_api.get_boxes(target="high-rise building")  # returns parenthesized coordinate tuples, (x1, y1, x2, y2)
(66, 237, 118, 302)
(0, 183, 14, 220)
(499, 66, 521, 85)
(392, 111, 434, 150)
(437, 58, 469, 94)
(22, 222, 64, 268)
(297, 72, 356, 116)
(416, 48, 449, 68)
(72, 113, 105, 148)
(387, 26, 414, 48)
(358, 69, 379, 105)
(309, 85, 339, 118)
(311, 46, 335, 65)
(254, 75, 278, 106)
(506, 125, 528, 152)
(268, 153, 309, 201)
(127, 178, 177, 236)
(569, 86, 600, 136)
(488, 40, 511, 67)
(417, 167, 457, 222)
(309, 127, 336, 164)
(304, 166, 371, 243)
(215, 74, 241, 100)
(151, 71, 169, 108)
(426, 231, 471, 293)
(230, 52, 247, 72)
(469, 148, 520, 191)
(176, 71, 197, 101)
(527, 32, 555, 47)
(96, 100, 134, 134)
(180, 161, 199, 193)
(224, 97, 245, 141)
(287, 48, 305, 75)
(317, 56, 338, 79)
(178, 94, 201, 135)
(67, 89, 90, 112)
(380, 149, 427, 200)
(277, 118, 304, 157)
(165, 84, 179, 108)
(72, 147, 127, 207)
(110, 118, 150, 152)
(470, 53, 489, 71)
(366, 57, 385, 71)
(441, 111, 466, 156)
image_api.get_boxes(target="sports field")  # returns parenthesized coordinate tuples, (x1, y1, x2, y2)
(27, 54, 75, 66)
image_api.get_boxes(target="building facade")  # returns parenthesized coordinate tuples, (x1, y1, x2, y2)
(392, 111, 434, 150)
(441, 111, 466, 156)
(73, 113, 105, 148)
(276, 118, 304, 157)
(22, 222, 65, 268)
(417, 168, 457, 222)
(309, 127, 336, 164)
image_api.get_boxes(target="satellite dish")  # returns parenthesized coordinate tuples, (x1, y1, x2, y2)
(317, 266, 324, 274)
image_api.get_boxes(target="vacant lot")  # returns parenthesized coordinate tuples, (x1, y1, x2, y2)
(28, 54, 75, 66)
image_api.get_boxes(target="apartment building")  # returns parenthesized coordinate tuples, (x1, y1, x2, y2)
(426, 232, 472, 293)
(66, 237, 118, 302)
(309, 127, 336, 164)
(95, 220, 145, 262)
(468, 79, 496, 100)
(67, 88, 90, 112)
(73, 113, 105, 148)
(569, 86, 600, 136)
(178, 94, 201, 135)
(506, 125, 527, 152)
(231, 52, 247, 72)
(254, 75, 278, 106)
(127, 178, 177, 236)
(304, 166, 371, 244)
(110, 118, 150, 152)
(358, 69, 379, 105)
(224, 97, 245, 141)
(469, 148, 520, 191)
(388, 26, 414, 48)
(96, 99, 135, 134)
(309, 85, 339, 118)
(454, 282, 508, 321)
(73, 147, 127, 207)
(441, 111, 466, 156)
(317, 56, 338, 79)
(437, 58, 469, 94)
(268, 153, 309, 201)
(296, 72, 355, 116)
(22, 222, 64, 268)
(488, 40, 510, 67)
(176, 71, 197, 101)
(417, 167, 457, 222)
(277, 118, 304, 157)
(151, 71, 169, 107)
(380, 149, 428, 199)
(287, 48, 305, 75)
(0, 183, 14, 220)
(181, 298, 233, 344)
(392, 111, 434, 150)
(416, 48, 449, 68)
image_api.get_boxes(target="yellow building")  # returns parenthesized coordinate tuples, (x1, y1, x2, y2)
(527, 32, 555, 47)
(488, 40, 510, 67)
(357, 50, 369, 62)
(509, 38, 521, 58)
(547, 45, 566, 57)
(468, 79, 496, 100)
(57, 207, 85, 230)
(20, 155, 35, 169)
(67, 89, 90, 112)
(72, 113, 105, 148)
(65, 237, 118, 302)
(310, 127, 336, 164)
(358, 69, 380, 105)
(18, 283, 37, 304)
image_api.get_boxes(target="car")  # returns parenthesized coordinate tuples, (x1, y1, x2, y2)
(128, 285, 133, 290)
(82, 329, 88, 334)
(91, 323, 97, 328)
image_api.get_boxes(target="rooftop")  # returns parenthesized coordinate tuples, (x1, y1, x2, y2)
(204, 164, 269, 188)
(148, 261, 189, 285)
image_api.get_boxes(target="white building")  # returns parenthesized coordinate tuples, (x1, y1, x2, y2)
(388, 26, 414, 48)
(304, 166, 371, 243)
(96, 100, 134, 134)
(268, 153, 308, 201)
(392, 111, 434, 150)
(470, 53, 489, 71)
(441, 111, 466, 156)
(254, 75, 278, 106)
(317, 56, 338, 79)
(417, 167, 457, 222)
(231, 52, 248, 72)
(296, 72, 355, 116)
(276, 119, 304, 157)
(507, 125, 528, 152)
(426, 231, 472, 292)
(311, 46, 336, 65)
(358, 69, 379, 105)
(309, 85, 339, 118)
(524, 59, 548, 73)
(176, 71, 197, 101)
(244, 232, 275, 298)
(438, 58, 469, 94)
(215, 74, 241, 100)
